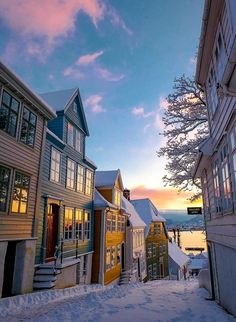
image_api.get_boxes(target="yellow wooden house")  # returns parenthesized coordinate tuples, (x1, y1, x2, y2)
(92, 170, 126, 285)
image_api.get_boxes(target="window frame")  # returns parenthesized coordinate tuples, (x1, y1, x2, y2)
(0, 164, 11, 213)
(77, 164, 84, 193)
(84, 210, 90, 240)
(85, 169, 93, 196)
(50, 147, 61, 183)
(11, 171, 30, 214)
(64, 207, 74, 240)
(67, 122, 74, 147)
(66, 158, 76, 190)
(20, 106, 37, 147)
(75, 208, 83, 240)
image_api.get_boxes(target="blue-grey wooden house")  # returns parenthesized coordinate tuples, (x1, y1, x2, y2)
(34, 88, 96, 290)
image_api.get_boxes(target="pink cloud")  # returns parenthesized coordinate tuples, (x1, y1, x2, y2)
(132, 106, 145, 116)
(76, 50, 104, 65)
(159, 96, 169, 110)
(84, 94, 106, 113)
(0, 0, 104, 40)
(63, 66, 84, 79)
(96, 67, 125, 82)
(106, 5, 133, 36)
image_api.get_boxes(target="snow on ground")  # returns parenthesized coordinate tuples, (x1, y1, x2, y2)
(0, 280, 235, 322)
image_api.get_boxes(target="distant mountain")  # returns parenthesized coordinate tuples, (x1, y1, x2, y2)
(160, 209, 204, 226)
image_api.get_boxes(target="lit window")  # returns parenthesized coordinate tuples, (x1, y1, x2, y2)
(11, 172, 30, 214)
(114, 189, 121, 207)
(0, 90, 20, 137)
(117, 215, 122, 231)
(85, 170, 93, 195)
(84, 211, 90, 240)
(67, 122, 74, 147)
(213, 162, 222, 214)
(20, 107, 37, 147)
(64, 207, 73, 240)
(50, 147, 61, 183)
(111, 214, 116, 231)
(221, 145, 231, 210)
(77, 164, 84, 192)
(121, 216, 125, 232)
(106, 213, 112, 232)
(75, 209, 83, 240)
(0, 165, 10, 212)
(66, 159, 75, 189)
(106, 247, 111, 271)
(75, 129, 82, 153)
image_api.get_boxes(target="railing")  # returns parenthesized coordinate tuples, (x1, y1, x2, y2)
(54, 237, 80, 266)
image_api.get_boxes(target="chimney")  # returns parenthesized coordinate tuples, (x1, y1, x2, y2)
(123, 188, 130, 200)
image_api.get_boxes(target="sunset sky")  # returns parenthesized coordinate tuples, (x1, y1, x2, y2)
(0, 0, 204, 210)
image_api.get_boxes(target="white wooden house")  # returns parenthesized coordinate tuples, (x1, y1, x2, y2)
(193, 0, 236, 317)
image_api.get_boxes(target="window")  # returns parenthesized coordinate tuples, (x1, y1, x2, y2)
(73, 102, 77, 113)
(50, 147, 61, 183)
(117, 244, 121, 264)
(231, 125, 236, 200)
(214, 32, 225, 82)
(77, 164, 84, 192)
(64, 207, 73, 240)
(117, 215, 122, 231)
(106, 213, 112, 232)
(0, 90, 20, 137)
(147, 243, 152, 258)
(67, 122, 74, 147)
(75, 209, 83, 240)
(152, 244, 157, 257)
(84, 211, 90, 240)
(207, 67, 218, 114)
(202, 170, 210, 220)
(20, 107, 37, 146)
(221, 145, 232, 210)
(0, 165, 10, 212)
(111, 246, 116, 267)
(121, 216, 125, 231)
(85, 170, 93, 195)
(114, 189, 121, 207)
(154, 223, 160, 235)
(75, 129, 82, 153)
(11, 172, 30, 214)
(106, 247, 111, 271)
(213, 161, 222, 214)
(111, 214, 116, 231)
(66, 159, 75, 189)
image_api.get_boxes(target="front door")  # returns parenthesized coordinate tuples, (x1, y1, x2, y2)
(46, 204, 59, 261)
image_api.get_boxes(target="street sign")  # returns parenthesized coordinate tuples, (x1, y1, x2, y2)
(187, 207, 202, 215)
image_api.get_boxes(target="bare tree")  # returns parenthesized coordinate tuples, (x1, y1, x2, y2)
(158, 74, 209, 201)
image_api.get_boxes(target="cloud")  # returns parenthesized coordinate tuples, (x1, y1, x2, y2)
(96, 67, 125, 82)
(155, 113, 165, 130)
(189, 57, 197, 65)
(63, 66, 84, 79)
(130, 186, 202, 210)
(132, 106, 154, 118)
(106, 5, 133, 36)
(76, 50, 104, 65)
(84, 94, 106, 113)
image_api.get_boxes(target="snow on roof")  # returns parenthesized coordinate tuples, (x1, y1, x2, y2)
(131, 199, 166, 224)
(84, 156, 97, 169)
(121, 196, 146, 228)
(94, 189, 117, 209)
(0, 61, 56, 119)
(39, 88, 77, 112)
(188, 258, 208, 270)
(95, 170, 124, 190)
(168, 241, 189, 267)
(46, 129, 65, 145)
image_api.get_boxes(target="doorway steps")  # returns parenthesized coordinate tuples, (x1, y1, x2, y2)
(118, 270, 132, 285)
(33, 264, 61, 290)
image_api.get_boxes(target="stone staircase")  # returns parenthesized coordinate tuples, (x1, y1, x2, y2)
(118, 270, 132, 285)
(33, 264, 61, 290)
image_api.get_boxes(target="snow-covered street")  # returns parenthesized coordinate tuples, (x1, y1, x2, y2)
(0, 280, 235, 322)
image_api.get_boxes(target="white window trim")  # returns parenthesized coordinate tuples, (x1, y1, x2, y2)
(50, 146, 61, 183)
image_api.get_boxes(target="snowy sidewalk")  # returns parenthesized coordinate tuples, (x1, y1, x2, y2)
(0, 280, 235, 322)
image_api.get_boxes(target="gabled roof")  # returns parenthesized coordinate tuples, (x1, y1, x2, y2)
(94, 189, 118, 210)
(39, 88, 89, 136)
(0, 61, 56, 120)
(121, 196, 146, 228)
(95, 169, 124, 190)
(130, 198, 166, 224)
(168, 241, 189, 268)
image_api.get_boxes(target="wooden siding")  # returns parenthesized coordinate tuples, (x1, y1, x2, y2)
(146, 222, 169, 279)
(91, 210, 102, 283)
(47, 114, 64, 140)
(35, 125, 95, 264)
(0, 94, 46, 240)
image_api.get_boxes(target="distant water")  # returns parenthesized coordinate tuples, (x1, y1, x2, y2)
(169, 230, 207, 255)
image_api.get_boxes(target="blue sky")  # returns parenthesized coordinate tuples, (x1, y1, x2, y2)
(0, 0, 204, 209)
